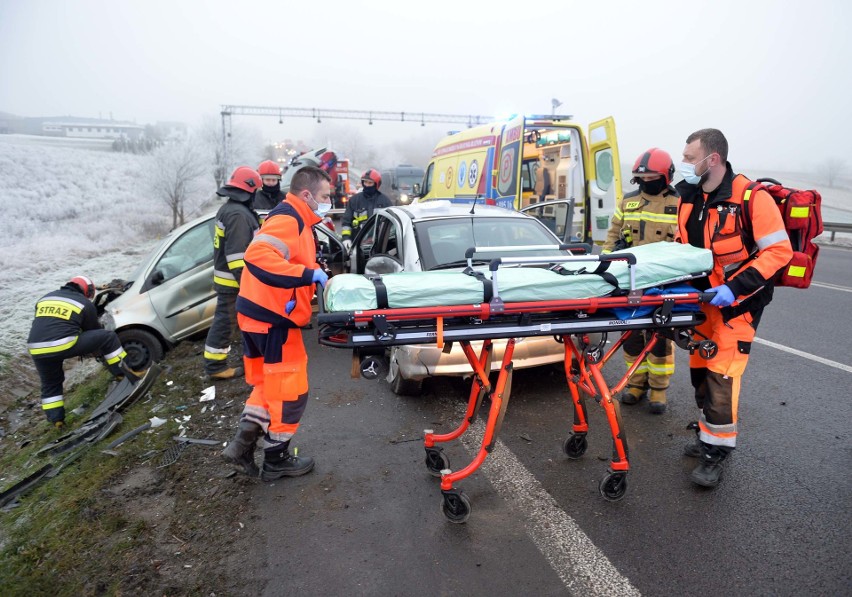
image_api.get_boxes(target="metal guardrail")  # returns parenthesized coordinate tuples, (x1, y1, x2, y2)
(824, 221, 852, 241)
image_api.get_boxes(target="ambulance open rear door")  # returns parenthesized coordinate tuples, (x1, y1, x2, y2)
(585, 117, 622, 244)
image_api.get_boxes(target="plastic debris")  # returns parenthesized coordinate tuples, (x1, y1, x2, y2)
(200, 386, 215, 402)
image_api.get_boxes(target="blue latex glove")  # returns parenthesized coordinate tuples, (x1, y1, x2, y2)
(285, 299, 296, 314)
(708, 284, 735, 307)
(311, 268, 329, 288)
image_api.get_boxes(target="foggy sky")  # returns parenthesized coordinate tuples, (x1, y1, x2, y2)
(1, 0, 849, 171)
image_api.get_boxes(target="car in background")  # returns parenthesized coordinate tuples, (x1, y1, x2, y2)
(345, 200, 575, 395)
(98, 210, 347, 370)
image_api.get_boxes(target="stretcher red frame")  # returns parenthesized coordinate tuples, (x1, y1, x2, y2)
(317, 248, 715, 522)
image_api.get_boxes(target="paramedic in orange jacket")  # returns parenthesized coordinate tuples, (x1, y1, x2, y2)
(675, 128, 793, 488)
(222, 166, 331, 480)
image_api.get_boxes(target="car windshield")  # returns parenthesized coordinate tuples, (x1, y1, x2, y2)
(415, 216, 564, 270)
(397, 175, 421, 190)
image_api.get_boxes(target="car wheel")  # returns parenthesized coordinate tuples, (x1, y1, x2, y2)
(389, 360, 423, 396)
(118, 329, 165, 371)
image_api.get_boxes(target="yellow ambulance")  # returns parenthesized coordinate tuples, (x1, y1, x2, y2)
(417, 115, 621, 244)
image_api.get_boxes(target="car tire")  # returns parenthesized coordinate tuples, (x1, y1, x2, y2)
(118, 329, 165, 371)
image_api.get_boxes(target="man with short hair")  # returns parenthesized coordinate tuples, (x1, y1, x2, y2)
(676, 128, 793, 488)
(340, 168, 392, 251)
(222, 166, 331, 480)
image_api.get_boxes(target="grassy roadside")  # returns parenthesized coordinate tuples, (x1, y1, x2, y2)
(0, 342, 262, 596)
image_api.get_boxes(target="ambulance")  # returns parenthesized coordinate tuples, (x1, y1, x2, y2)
(417, 115, 621, 244)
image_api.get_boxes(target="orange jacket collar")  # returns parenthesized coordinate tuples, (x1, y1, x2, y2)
(285, 192, 322, 227)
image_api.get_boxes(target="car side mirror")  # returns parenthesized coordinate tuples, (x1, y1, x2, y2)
(412, 183, 421, 196)
(150, 270, 165, 286)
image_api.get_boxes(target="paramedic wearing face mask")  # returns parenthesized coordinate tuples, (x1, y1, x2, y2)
(340, 169, 393, 251)
(223, 166, 330, 480)
(675, 128, 792, 488)
(603, 148, 679, 414)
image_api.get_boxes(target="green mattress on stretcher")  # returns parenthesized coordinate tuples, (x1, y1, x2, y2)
(324, 242, 713, 312)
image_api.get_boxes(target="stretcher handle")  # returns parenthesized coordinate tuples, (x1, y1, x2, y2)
(487, 250, 637, 272)
(697, 291, 717, 303)
(315, 281, 326, 315)
(464, 243, 586, 259)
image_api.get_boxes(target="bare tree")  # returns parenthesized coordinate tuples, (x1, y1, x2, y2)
(149, 139, 208, 229)
(818, 157, 846, 188)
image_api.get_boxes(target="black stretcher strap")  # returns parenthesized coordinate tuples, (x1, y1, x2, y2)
(370, 276, 390, 309)
(552, 261, 622, 292)
(463, 267, 493, 302)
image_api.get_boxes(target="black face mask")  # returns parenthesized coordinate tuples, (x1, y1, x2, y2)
(638, 178, 667, 196)
(363, 185, 378, 198)
(262, 182, 281, 196)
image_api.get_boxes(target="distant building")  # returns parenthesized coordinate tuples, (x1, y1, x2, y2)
(0, 114, 145, 140)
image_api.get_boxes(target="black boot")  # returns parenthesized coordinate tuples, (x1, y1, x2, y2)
(683, 421, 701, 458)
(690, 443, 728, 488)
(222, 421, 262, 477)
(261, 442, 314, 481)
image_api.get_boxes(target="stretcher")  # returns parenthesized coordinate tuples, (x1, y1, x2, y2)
(317, 244, 718, 523)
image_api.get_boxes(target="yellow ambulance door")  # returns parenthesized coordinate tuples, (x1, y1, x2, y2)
(585, 117, 622, 244)
(495, 116, 525, 209)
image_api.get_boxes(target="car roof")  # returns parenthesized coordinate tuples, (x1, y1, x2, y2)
(386, 201, 532, 223)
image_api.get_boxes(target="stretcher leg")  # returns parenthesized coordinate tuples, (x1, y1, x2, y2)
(587, 359, 630, 501)
(424, 341, 493, 476)
(439, 339, 516, 523)
(563, 341, 590, 459)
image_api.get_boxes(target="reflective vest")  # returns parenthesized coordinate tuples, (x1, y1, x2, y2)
(603, 187, 679, 252)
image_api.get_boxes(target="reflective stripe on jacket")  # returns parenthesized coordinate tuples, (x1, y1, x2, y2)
(603, 187, 679, 252)
(213, 198, 260, 293)
(236, 193, 321, 332)
(676, 165, 793, 300)
(27, 287, 99, 356)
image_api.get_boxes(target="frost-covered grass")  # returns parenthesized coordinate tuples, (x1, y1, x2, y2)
(0, 137, 220, 357)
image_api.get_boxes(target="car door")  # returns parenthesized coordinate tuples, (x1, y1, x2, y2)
(314, 224, 347, 277)
(144, 218, 218, 341)
(585, 117, 623, 243)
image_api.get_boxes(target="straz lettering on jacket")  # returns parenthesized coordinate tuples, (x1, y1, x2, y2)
(35, 299, 77, 320)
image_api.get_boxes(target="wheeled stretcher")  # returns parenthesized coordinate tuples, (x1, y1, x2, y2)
(317, 243, 719, 522)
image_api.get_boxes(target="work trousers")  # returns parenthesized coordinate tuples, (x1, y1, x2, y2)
(689, 303, 760, 449)
(239, 328, 309, 449)
(31, 329, 126, 422)
(204, 292, 239, 374)
(623, 331, 674, 392)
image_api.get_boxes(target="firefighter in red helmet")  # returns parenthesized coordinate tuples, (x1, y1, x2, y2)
(254, 160, 285, 210)
(203, 166, 262, 380)
(27, 275, 145, 427)
(340, 168, 392, 251)
(603, 147, 679, 414)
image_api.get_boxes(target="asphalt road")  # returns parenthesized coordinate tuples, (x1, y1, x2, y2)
(254, 245, 851, 597)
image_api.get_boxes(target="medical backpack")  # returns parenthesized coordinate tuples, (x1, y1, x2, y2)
(742, 177, 823, 289)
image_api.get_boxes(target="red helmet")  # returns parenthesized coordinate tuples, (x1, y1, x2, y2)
(632, 148, 674, 185)
(69, 275, 95, 299)
(227, 166, 262, 193)
(257, 160, 281, 177)
(361, 168, 382, 188)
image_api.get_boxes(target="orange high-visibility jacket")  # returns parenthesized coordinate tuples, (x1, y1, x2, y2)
(236, 193, 321, 333)
(676, 166, 793, 302)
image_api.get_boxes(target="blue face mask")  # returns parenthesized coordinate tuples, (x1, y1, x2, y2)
(679, 155, 712, 185)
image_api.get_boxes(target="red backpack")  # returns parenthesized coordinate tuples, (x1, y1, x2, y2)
(742, 177, 823, 288)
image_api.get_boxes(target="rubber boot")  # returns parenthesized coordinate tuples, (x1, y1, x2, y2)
(620, 386, 647, 406)
(222, 421, 262, 477)
(648, 389, 667, 414)
(690, 443, 727, 488)
(683, 421, 701, 457)
(209, 366, 244, 380)
(261, 442, 315, 481)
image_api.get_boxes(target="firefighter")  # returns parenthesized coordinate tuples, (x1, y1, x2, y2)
(254, 160, 285, 210)
(676, 128, 793, 488)
(27, 276, 143, 428)
(203, 166, 261, 380)
(222, 166, 330, 480)
(603, 148, 679, 414)
(340, 169, 392, 251)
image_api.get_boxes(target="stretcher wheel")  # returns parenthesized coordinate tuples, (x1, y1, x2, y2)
(424, 447, 450, 477)
(599, 472, 628, 502)
(441, 490, 471, 524)
(698, 340, 718, 360)
(652, 308, 672, 326)
(562, 434, 588, 459)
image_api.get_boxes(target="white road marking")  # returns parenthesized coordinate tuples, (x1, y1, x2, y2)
(452, 402, 640, 596)
(809, 281, 852, 293)
(753, 337, 852, 373)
